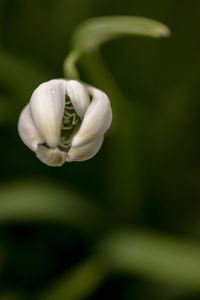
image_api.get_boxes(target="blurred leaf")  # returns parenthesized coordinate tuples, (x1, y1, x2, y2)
(0, 180, 103, 233)
(0, 49, 48, 125)
(0, 49, 47, 100)
(100, 228, 200, 290)
(36, 256, 108, 300)
(63, 16, 170, 78)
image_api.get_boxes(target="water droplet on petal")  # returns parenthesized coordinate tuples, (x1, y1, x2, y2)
(51, 89, 55, 94)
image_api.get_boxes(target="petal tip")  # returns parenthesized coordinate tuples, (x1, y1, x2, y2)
(68, 136, 104, 162)
(36, 145, 67, 167)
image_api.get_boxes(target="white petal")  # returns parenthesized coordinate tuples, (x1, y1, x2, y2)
(30, 79, 67, 148)
(66, 80, 90, 118)
(67, 136, 104, 162)
(36, 145, 67, 166)
(71, 87, 112, 147)
(18, 104, 44, 151)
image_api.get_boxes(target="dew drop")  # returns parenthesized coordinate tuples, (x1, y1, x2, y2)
(51, 89, 55, 94)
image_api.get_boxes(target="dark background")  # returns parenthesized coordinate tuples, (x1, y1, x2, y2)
(0, 0, 200, 299)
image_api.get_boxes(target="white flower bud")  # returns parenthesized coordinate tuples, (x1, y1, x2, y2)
(18, 79, 112, 166)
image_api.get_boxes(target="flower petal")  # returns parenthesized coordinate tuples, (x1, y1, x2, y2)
(71, 87, 112, 147)
(30, 79, 67, 148)
(66, 80, 90, 118)
(67, 136, 104, 162)
(18, 104, 44, 151)
(36, 145, 67, 166)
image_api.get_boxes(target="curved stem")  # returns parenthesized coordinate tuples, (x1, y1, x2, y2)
(63, 49, 82, 79)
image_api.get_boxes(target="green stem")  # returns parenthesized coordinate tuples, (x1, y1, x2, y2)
(63, 49, 81, 79)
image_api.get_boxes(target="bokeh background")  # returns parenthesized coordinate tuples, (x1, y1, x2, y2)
(0, 0, 200, 299)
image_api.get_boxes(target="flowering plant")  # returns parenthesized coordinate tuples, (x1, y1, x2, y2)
(18, 16, 169, 166)
(18, 79, 112, 166)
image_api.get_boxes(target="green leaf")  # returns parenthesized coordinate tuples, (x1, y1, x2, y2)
(0, 180, 103, 233)
(0, 50, 47, 125)
(36, 256, 108, 300)
(63, 16, 170, 78)
(0, 50, 47, 101)
(100, 228, 200, 290)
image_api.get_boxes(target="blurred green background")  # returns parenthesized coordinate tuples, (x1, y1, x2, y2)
(0, 0, 200, 299)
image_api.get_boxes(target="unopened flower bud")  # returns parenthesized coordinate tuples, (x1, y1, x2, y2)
(18, 79, 112, 166)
